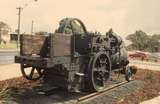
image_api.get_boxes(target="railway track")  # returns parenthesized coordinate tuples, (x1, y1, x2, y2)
(0, 50, 19, 64)
(77, 81, 129, 104)
(36, 74, 131, 104)
(0, 77, 142, 104)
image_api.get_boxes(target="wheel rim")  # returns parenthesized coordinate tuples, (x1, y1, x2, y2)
(21, 64, 44, 80)
(125, 66, 133, 81)
(90, 52, 111, 91)
(128, 69, 132, 80)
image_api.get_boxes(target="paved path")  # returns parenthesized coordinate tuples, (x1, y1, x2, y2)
(0, 60, 159, 81)
(0, 64, 21, 81)
(0, 49, 19, 65)
(140, 96, 160, 104)
(129, 60, 160, 71)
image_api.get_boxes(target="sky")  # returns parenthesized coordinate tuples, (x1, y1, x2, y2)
(0, 0, 160, 38)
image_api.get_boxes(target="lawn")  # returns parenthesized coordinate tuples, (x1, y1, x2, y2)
(0, 41, 18, 49)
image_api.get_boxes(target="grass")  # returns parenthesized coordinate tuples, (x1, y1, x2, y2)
(0, 86, 10, 100)
(0, 41, 17, 49)
(145, 71, 155, 80)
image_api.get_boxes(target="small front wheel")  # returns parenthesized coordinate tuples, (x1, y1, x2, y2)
(125, 66, 134, 82)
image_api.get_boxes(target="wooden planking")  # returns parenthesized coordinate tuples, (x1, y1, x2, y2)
(20, 33, 72, 57)
(52, 33, 72, 56)
(20, 34, 48, 56)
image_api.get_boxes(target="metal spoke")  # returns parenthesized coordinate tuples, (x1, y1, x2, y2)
(21, 64, 44, 80)
(29, 67, 35, 78)
(99, 75, 105, 86)
(93, 68, 99, 71)
(36, 68, 42, 75)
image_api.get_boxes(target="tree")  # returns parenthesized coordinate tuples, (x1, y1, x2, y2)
(0, 22, 10, 29)
(147, 34, 160, 52)
(0, 21, 11, 44)
(126, 30, 149, 51)
(151, 34, 160, 40)
(126, 30, 160, 52)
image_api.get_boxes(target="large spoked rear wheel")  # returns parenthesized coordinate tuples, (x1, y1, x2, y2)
(21, 64, 44, 80)
(88, 52, 111, 92)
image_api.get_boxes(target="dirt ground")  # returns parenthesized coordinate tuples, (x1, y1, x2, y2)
(118, 67, 160, 104)
(0, 67, 160, 104)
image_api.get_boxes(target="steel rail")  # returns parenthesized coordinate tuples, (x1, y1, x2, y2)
(77, 81, 129, 103)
